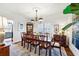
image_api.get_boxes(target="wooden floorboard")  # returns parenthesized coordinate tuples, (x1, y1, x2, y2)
(64, 47, 74, 56)
(16, 42, 74, 56)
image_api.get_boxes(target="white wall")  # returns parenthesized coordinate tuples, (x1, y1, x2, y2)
(13, 17, 26, 43)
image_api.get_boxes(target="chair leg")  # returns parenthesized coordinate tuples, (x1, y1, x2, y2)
(49, 48, 51, 56)
(27, 43, 29, 49)
(34, 46, 37, 54)
(30, 44, 32, 52)
(45, 49, 47, 56)
(39, 47, 40, 55)
(21, 41, 23, 46)
(21, 38, 23, 46)
(23, 41, 25, 48)
(60, 47, 62, 56)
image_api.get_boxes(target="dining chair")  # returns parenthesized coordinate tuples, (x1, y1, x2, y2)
(60, 35, 67, 47)
(21, 33, 32, 50)
(51, 34, 62, 56)
(38, 35, 50, 56)
(21, 32, 27, 46)
(30, 35, 39, 53)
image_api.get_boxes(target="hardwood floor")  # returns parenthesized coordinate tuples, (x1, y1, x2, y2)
(12, 41, 74, 56)
(10, 43, 67, 56)
(64, 47, 74, 56)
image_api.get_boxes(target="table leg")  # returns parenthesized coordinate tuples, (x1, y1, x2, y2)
(23, 41, 25, 48)
(21, 38, 23, 46)
(49, 48, 51, 56)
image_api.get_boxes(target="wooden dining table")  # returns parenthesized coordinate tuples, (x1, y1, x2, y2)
(21, 34, 52, 56)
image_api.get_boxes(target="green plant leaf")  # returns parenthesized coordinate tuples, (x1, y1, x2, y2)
(62, 21, 77, 31)
(63, 3, 79, 15)
(62, 3, 79, 31)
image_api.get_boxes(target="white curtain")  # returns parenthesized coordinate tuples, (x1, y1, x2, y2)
(37, 22, 52, 41)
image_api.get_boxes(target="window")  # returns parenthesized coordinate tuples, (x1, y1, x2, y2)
(72, 16, 79, 49)
(37, 22, 52, 41)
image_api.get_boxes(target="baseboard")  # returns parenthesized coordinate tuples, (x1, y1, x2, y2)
(13, 41, 21, 44)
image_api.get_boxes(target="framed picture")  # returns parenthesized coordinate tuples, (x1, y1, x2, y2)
(18, 23, 23, 31)
(54, 24, 59, 34)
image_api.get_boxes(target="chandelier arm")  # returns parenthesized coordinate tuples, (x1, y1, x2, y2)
(35, 10, 38, 21)
(31, 8, 43, 22)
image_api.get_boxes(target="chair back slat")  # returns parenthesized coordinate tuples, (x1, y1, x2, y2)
(53, 34, 61, 42)
(39, 35, 48, 47)
(39, 35, 48, 41)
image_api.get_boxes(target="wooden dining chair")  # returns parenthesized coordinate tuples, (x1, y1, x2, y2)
(60, 35, 67, 47)
(51, 34, 62, 56)
(39, 35, 50, 56)
(22, 34, 32, 50)
(21, 32, 28, 46)
(30, 35, 39, 53)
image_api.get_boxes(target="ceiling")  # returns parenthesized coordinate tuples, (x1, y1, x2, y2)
(0, 3, 69, 20)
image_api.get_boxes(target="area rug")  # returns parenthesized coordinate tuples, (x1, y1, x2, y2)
(10, 43, 67, 56)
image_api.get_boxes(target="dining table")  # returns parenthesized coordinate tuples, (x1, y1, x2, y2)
(21, 34, 52, 56)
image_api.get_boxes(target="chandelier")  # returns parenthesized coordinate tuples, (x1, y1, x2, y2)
(31, 9, 43, 22)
